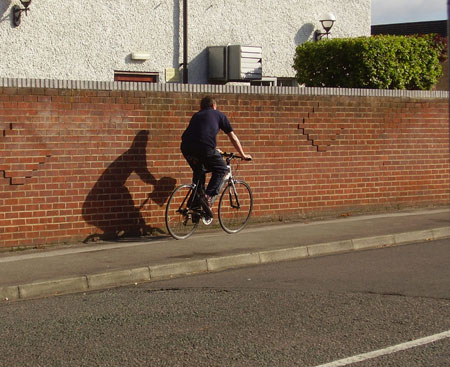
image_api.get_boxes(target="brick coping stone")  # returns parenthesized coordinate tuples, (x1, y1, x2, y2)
(1, 77, 448, 99)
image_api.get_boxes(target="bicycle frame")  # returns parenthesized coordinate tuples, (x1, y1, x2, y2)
(180, 155, 238, 215)
(165, 151, 252, 239)
(186, 182, 200, 208)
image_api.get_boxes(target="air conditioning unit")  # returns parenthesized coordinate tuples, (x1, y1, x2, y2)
(208, 45, 262, 83)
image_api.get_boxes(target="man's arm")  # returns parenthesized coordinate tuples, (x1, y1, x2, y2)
(227, 131, 252, 160)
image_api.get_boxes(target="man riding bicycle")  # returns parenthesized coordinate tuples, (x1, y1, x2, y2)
(181, 96, 252, 217)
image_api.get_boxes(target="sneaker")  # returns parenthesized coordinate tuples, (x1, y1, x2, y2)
(201, 216, 213, 225)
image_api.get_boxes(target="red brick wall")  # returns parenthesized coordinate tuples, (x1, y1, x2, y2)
(1, 86, 449, 249)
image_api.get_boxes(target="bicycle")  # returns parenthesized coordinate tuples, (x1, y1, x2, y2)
(165, 151, 253, 240)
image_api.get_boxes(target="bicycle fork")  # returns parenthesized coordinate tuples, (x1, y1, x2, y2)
(227, 180, 241, 209)
(213, 165, 241, 209)
(209, 165, 232, 207)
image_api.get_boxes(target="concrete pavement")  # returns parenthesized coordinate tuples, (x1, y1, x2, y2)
(1, 208, 449, 302)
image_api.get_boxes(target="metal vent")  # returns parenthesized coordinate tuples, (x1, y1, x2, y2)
(228, 45, 262, 81)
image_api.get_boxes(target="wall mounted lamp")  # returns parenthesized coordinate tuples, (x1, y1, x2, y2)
(13, 0, 32, 27)
(314, 12, 336, 41)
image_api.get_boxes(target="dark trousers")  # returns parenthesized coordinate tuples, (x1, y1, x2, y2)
(181, 145, 227, 197)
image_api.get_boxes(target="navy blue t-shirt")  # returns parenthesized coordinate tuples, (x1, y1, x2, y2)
(181, 107, 233, 151)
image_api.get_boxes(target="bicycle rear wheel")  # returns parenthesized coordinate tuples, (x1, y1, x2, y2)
(165, 184, 199, 240)
(218, 180, 253, 234)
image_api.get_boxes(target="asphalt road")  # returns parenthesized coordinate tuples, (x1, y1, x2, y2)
(0, 239, 449, 367)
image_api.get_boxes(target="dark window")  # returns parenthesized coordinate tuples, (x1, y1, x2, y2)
(277, 78, 298, 87)
(114, 71, 158, 83)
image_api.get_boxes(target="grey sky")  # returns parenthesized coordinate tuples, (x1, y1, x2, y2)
(372, 0, 447, 25)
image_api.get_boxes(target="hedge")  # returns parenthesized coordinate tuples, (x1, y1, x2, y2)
(293, 35, 444, 90)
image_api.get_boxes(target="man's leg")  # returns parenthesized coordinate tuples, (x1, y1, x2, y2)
(204, 150, 228, 197)
(182, 153, 205, 187)
(181, 152, 206, 209)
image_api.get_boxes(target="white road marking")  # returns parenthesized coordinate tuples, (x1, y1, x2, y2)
(314, 330, 450, 367)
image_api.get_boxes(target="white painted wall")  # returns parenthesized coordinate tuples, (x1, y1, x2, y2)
(0, 0, 370, 84)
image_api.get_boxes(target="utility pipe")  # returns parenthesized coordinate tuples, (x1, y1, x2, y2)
(183, 0, 188, 83)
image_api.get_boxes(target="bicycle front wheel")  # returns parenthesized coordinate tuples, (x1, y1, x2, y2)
(218, 180, 253, 234)
(165, 184, 199, 240)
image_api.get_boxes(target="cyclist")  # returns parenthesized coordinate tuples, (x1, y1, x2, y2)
(181, 96, 252, 217)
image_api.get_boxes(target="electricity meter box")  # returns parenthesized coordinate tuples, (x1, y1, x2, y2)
(208, 45, 262, 82)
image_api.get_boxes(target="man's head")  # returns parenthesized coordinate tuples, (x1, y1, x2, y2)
(200, 96, 217, 110)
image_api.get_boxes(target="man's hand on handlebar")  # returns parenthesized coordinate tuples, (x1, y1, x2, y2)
(217, 149, 252, 161)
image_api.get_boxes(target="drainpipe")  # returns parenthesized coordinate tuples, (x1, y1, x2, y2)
(182, 0, 188, 83)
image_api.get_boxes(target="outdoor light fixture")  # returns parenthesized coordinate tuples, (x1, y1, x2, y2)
(314, 12, 336, 41)
(131, 52, 151, 61)
(12, 0, 32, 27)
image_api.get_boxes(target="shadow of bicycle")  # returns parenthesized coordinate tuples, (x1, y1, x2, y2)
(82, 130, 176, 243)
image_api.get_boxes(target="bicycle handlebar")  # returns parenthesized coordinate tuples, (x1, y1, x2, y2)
(219, 151, 252, 161)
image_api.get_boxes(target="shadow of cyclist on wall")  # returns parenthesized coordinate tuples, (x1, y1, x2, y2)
(82, 130, 176, 242)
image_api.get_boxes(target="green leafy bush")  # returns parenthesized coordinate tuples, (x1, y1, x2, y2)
(293, 35, 443, 90)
